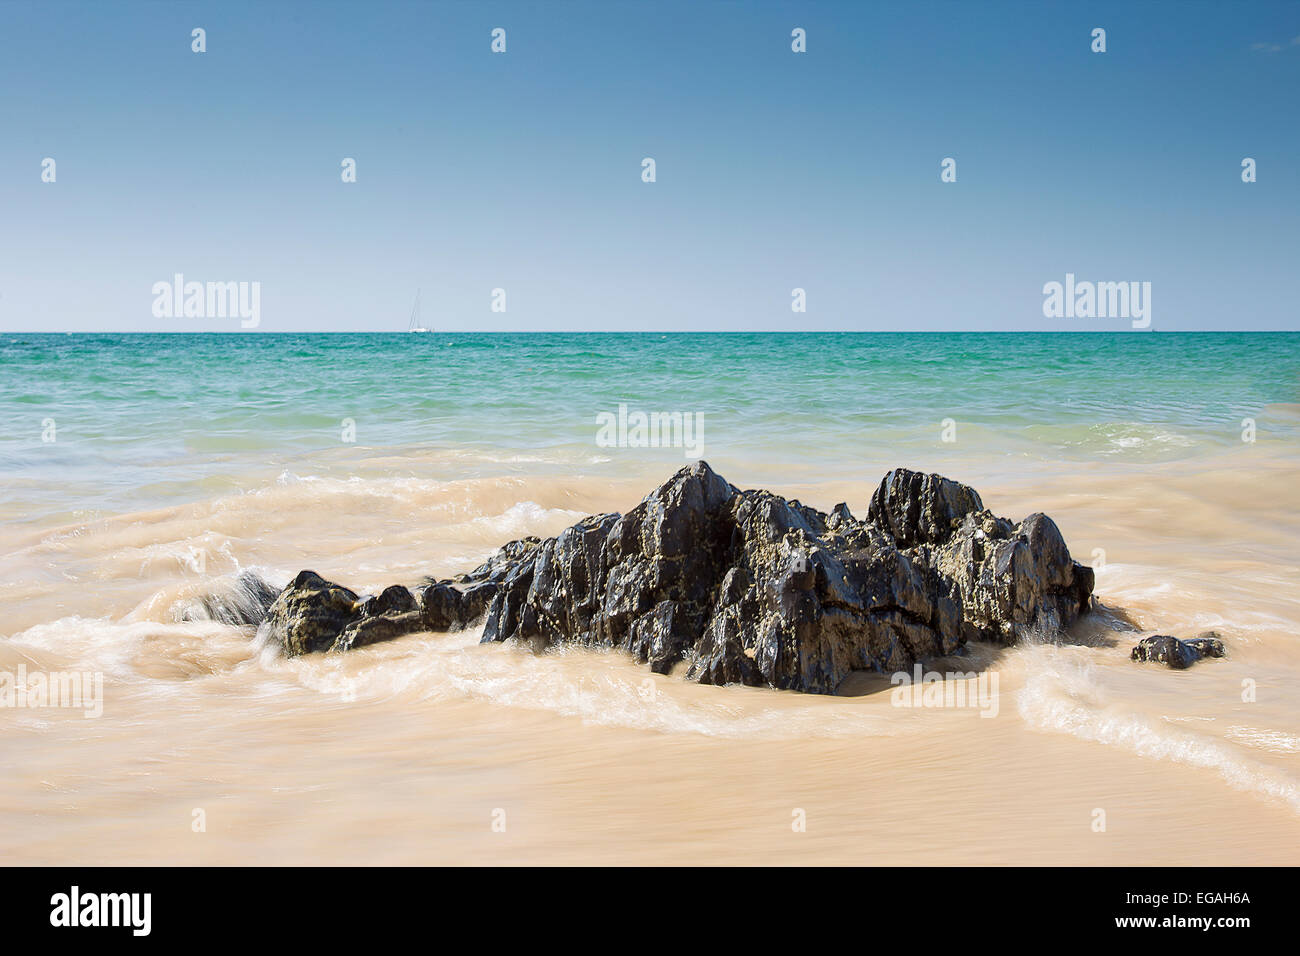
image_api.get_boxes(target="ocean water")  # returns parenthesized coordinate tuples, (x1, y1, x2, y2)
(3, 331, 1297, 522)
(2, 331, 1299, 864)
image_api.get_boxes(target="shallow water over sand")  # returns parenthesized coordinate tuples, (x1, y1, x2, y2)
(3, 439, 1299, 865)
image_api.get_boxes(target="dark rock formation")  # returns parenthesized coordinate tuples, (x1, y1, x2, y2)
(258, 462, 1095, 695)
(262, 571, 426, 655)
(1131, 632, 1226, 669)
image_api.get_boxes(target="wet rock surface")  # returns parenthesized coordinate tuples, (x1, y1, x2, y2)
(261, 571, 425, 655)
(259, 462, 1096, 694)
(1131, 631, 1226, 669)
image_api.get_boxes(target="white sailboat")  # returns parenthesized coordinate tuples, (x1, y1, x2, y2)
(407, 289, 431, 333)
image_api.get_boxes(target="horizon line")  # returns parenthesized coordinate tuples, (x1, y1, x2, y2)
(5, 329, 1296, 336)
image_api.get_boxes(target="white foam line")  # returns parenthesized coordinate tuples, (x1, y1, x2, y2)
(1017, 651, 1300, 813)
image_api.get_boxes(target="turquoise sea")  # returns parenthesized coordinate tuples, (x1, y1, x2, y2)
(2, 331, 1298, 521)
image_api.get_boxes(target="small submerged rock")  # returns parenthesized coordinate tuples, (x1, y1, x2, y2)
(258, 462, 1097, 694)
(1131, 631, 1226, 669)
(1187, 632, 1228, 659)
(180, 569, 280, 626)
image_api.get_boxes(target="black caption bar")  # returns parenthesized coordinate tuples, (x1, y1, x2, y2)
(0, 867, 1282, 943)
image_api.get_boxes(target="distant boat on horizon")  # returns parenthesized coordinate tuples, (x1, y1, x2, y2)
(407, 289, 431, 333)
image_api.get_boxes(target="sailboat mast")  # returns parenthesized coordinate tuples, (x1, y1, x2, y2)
(408, 289, 421, 332)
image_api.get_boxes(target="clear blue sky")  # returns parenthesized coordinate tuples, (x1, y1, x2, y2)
(0, 0, 1297, 331)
